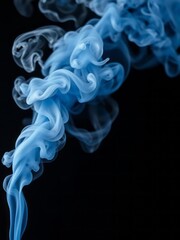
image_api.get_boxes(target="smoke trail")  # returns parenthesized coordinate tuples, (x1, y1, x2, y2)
(38, 0, 87, 26)
(12, 26, 65, 73)
(14, 0, 88, 26)
(3, 1, 180, 239)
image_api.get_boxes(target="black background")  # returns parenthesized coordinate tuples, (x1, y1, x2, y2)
(1, 2, 180, 240)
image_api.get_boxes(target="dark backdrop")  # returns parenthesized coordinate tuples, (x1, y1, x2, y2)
(0, 2, 180, 240)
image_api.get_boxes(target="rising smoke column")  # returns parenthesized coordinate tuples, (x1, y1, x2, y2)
(2, 1, 180, 239)
(2, 13, 125, 240)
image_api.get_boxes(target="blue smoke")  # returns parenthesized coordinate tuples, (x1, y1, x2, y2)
(14, 0, 87, 26)
(81, 0, 180, 77)
(2, 0, 180, 239)
(3, 22, 124, 240)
